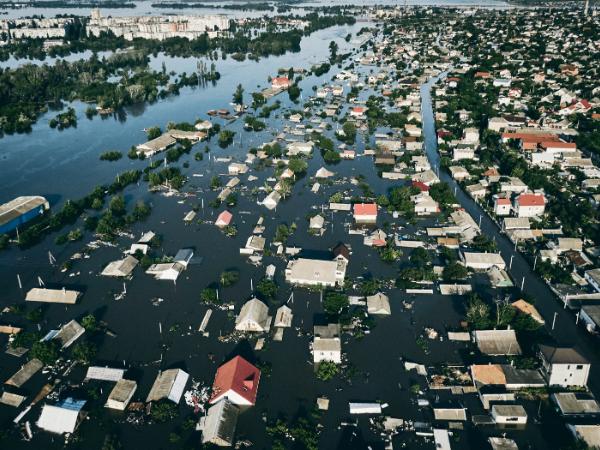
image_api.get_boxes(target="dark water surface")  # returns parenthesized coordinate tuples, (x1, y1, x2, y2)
(0, 23, 581, 450)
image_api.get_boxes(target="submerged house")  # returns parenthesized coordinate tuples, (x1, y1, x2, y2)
(101, 255, 139, 278)
(201, 399, 240, 447)
(5, 358, 43, 388)
(106, 379, 137, 411)
(215, 210, 233, 228)
(473, 330, 522, 356)
(285, 258, 347, 287)
(25, 287, 80, 305)
(274, 305, 293, 328)
(235, 298, 271, 333)
(353, 203, 378, 225)
(209, 356, 261, 406)
(37, 398, 87, 435)
(313, 324, 342, 364)
(146, 369, 189, 404)
(366, 292, 391, 315)
(45, 319, 85, 349)
(262, 191, 282, 210)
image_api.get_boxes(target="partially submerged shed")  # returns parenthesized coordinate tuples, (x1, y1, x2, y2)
(5, 358, 43, 387)
(101, 255, 139, 277)
(201, 399, 239, 447)
(146, 369, 189, 404)
(106, 379, 137, 411)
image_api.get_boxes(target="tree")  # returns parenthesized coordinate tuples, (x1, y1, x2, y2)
(210, 176, 222, 190)
(109, 195, 126, 216)
(233, 83, 244, 105)
(81, 314, 98, 331)
(288, 157, 308, 174)
(256, 278, 278, 300)
(251, 92, 266, 110)
(323, 291, 348, 315)
(220, 270, 240, 287)
(275, 224, 293, 243)
(200, 288, 219, 304)
(101, 434, 122, 450)
(132, 201, 151, 221)
(72, 341, 97, 364)
(316, 360, 339, 381)
(442, 262, 468, 281)
(471, 234, 497, 252)
(341, 122, 356, 144)
(328, 40, 338, 61)
(150, 400, 178, 422)
(30, 341, 59, 365)
(466, 293, 492, 329)
(409, 247, 430, 268)
(323, 150, 341, 164)
(288, 84, 301, 102)
(146, 126, 162, 140)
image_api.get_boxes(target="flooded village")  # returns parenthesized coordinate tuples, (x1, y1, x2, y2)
(1, 3, 600, 450)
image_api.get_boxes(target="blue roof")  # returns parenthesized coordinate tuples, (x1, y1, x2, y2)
(56, 397, 86, 411)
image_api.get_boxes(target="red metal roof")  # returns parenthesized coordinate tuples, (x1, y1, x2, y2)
(353, 203, 377, 216)
(412, 181, 430, 192)
(216, 210, 233, 226)
(540, 141, 576, 149)
(272, 77, 290, 86)
(210, 356, 260, 405)
(517, 193, 546, 207)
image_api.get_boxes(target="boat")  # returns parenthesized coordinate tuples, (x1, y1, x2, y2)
(207, 109, 217, 116)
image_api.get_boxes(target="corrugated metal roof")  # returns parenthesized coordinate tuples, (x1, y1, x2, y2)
(0, 196, 48, 227)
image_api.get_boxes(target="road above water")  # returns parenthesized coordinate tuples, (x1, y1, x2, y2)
(420, 73, 600, 392)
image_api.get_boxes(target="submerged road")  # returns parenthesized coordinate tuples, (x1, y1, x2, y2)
(420, 73, 600, 393)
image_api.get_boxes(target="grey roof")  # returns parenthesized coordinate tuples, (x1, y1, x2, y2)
(25, 287, 80, 304)
(202, 399, 239, 446)
(502, 365, 545, 386)
(85, 366, 125, 382)
(433, 406, 467, 421)
(489, 437, 519, 450)
(146, 369, 189, 403)
(552, 392, 600, 415)
(473, 330, 522, 355)
(54, 320, 85, 349)
(5, 358, 43, 387)
(539, 345, 588, 365)
(174, 248, 194, 266)
(108, 379, 137, 404)
(235, 298, 271, 332)
(492, 404, 527, 417)
(0, 391, 26, 407)
(581, 304, 600, 325)
(101, 255, 139, 277)
(274, 305, 293, 328)
(314, 323, 340, 339)
(366, 292, 391, 315)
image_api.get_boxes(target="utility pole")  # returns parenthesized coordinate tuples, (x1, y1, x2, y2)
(520, 276, 525, 291)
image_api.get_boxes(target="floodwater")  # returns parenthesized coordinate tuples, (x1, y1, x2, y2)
(0, 16, 586, 450)
(0, 0, 511, 21)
